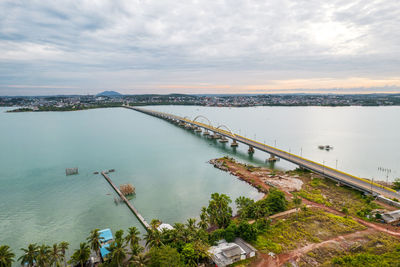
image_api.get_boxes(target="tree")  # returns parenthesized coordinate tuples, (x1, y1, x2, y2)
(144, 229, 163, 248)
(87, 229, 104, 257)
(198, 207, 209, 230)
(206, 193, 233, 228)
(237, 221, 257, 242)
(58, 242, 69, 267)
(18, 244, 38, 267)
(0, 245, 15, 267)
(265, 189, 288, 213)
(224, 223, 237, 242)
(125, 227, 141, 248)
(36, 244, 50, 267)
(181, 243, 197, 266)
(393, 178, 400, 190)
(129, 253, 149, 267)
(108, 239, 126, 267)
(69, 243, 90, 267)
(147, 246, 183, 267)
(235, 196, 255, 219)
(49, 243, 62, 267)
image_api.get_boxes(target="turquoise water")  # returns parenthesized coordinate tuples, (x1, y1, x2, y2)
(1, 105, 400, 261)
(0, 106, 263, 260)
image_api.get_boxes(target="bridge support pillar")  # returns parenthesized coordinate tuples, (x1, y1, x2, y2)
(219, 137, 228, 143)
(268, 154, 278, 162)
(195, 127, 202, 133)
(212, 133, 221, 139)
(248, 146, 255, 154)
(231, 140, 238, 147)
(203, 130, 210, 136)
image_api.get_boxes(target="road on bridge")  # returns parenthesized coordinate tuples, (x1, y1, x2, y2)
(125, 106, 400, 200)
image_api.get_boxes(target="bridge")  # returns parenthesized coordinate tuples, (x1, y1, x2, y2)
(125, 106, 400, 200)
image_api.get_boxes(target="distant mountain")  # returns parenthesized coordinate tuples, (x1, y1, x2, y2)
(97, 91, 122, 97)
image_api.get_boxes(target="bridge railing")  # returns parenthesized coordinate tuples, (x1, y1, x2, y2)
(131, 107, 396, 194)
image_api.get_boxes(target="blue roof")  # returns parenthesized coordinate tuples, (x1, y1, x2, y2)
(100, 243, 110, 258)
(99, 228, 113, 242)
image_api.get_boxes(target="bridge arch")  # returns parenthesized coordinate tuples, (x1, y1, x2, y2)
(193, 115, 213, 127)
(216, 124, 236, 138)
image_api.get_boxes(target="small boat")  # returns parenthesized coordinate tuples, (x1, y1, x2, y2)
(109, 169, 115, 173)
(318, 145, 325, 149)
(93, 171, 99, 175)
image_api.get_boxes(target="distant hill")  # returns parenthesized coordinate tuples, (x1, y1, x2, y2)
(97, 91, 122, 97)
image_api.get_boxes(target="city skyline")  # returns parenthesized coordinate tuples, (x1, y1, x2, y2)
(1, 0, 400, 95)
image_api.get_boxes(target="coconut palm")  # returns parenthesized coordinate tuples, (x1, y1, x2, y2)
(18, 243, 38, 267)
(69, 243, 90, 267)
(58, 242, 69, 267)
(49, 243, 62, 267)
(186, 218, 197, 232)
(199, 207, 209, 230)
(36, 244, 50, 267)
(129, 243, 144, 258)
(150, 219, 161, 230)
(108, 239, 126, 267)
(144, 229, 163, 248)
(0, 245, 15, 267)
(129, 253, 148, 267)
(125, 227, 140, 248)
(87, 229, 103, 257)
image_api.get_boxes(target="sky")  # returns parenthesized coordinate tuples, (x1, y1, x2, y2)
(0, 0, 400, 95)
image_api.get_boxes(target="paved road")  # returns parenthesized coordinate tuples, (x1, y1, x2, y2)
(126, 106, 400, 200)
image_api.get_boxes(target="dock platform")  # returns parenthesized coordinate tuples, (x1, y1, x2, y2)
(101, 172, 151, 231)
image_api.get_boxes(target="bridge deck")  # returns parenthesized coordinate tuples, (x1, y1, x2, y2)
(125, 106, 400, 200)
(101, 171, 151, 231)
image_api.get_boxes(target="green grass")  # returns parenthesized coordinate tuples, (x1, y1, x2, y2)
(252, 209, 365, 254)
(298, 232, 400, 267)
(299, 177, 382, 220)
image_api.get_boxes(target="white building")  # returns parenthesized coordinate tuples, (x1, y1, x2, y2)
(208, 238, 256, 267)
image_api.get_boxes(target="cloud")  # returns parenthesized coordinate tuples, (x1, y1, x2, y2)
(0, 0, 400, 95)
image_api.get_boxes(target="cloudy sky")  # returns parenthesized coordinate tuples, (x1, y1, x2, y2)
(0, 0, 400, 95)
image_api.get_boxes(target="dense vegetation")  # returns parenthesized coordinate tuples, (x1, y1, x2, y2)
(0, 189, 291, 267)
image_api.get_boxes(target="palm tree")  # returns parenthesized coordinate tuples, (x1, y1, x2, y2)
(18, 243, 38, 267)
(150, 219, 161, 230)
(199, 207, 209, 230)
(87, 229, 103, 257)
(69, 243, 90, 267)
(36, 244, 50, 267)
(0, 245, 15, 267)
(58, 242, 69, 267)
(129, 253, 148, 267)
(186, 218, 197, 232)
(129, 243, 144, 259)
(125, 227, 140, 248)
(144, 229, 163, 248)
(109, 239, 126, 267)
(49, 243, 62, 267)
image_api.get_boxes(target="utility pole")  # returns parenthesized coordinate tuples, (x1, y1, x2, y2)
(335, 159, 338, 169)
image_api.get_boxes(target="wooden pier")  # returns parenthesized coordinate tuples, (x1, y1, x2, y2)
(101, 172, 151, 231)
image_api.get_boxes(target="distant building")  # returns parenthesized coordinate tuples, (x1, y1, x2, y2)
(208, 238, 256, 267)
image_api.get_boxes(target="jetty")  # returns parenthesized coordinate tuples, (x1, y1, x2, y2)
(101, 171, 151, 231)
